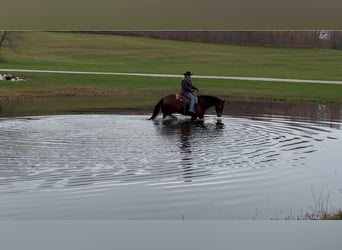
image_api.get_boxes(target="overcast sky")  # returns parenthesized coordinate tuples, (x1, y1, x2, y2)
(1, 0, 341, 29)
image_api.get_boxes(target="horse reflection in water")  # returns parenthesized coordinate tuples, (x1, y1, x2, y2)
(178, 121, 195, 182)
(154, 118, 225, 182)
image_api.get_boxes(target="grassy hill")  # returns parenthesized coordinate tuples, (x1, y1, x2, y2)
(1, 31, 342, 113)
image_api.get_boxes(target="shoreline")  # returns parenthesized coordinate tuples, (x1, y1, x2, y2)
(1, 88, 342, 103)
(1, 95, 342, 122)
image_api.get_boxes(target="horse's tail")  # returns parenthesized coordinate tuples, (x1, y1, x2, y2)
(148, 98, 163, 120)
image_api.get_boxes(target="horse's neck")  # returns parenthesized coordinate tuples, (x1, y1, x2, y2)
(200, 96, 217, 110)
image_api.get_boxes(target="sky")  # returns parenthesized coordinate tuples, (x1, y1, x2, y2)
(1, 0, 341, 29)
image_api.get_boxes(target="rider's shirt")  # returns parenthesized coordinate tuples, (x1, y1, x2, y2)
(181, 79, 198, 93)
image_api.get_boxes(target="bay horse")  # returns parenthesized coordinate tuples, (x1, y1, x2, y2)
(148, 94, 225, 120)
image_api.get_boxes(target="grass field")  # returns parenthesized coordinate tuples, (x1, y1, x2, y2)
(1, 31, 342, 111)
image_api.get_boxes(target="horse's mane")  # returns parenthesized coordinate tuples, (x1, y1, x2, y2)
(198, 95, 220, 102)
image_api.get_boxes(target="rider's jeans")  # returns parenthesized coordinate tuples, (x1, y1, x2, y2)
(183, 92, 195, 111)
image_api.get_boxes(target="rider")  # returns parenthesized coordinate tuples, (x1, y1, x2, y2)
(181, 71, 199, 113)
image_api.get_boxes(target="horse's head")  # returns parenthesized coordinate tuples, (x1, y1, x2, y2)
(215, 99, 225, 117)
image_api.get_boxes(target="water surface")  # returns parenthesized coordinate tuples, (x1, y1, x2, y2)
(0, 112, 341, 219)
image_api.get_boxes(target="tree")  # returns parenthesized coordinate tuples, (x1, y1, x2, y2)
(0, 31, 22, 60)
(0, 31, 8, 58)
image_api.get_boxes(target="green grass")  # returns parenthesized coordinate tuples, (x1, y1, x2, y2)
(1, 31, 342, 107)
(3, 31, 342, 79)
(1, 73, 341, 104)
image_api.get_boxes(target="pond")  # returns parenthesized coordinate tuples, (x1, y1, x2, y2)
(0, 101, 342, 219)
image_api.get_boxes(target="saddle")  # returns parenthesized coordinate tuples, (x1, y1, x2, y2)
(175, 93, 198, 104)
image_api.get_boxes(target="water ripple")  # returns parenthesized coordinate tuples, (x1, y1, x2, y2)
(0, 114, 341, 219)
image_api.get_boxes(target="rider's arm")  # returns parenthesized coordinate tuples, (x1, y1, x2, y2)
(192, 84, 199, 92)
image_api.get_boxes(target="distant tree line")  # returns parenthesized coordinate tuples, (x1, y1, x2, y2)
(76, 30, 342, 49)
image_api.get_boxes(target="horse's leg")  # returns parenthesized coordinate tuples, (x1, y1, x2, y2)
(164, 114, 177, 119)
(161, 100, 172, 119)
(188, 105, 201, 120)
(162, 111, 174, 119)
(194, 105, 205, 120)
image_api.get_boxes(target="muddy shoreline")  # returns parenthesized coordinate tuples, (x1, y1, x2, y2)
(1, 96, 342, 123)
